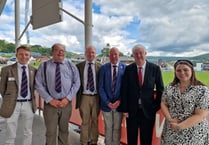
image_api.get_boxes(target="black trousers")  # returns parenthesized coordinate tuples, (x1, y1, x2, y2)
(126, 108, 155, 145)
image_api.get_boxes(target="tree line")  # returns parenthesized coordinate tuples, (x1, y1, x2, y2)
(0, 40, 74, 58)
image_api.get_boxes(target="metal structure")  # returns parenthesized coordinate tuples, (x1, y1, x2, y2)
(0, 0, 7, 15)
(15, 0, 20, 47)
(25, 0, 30, 44)
(1, 0, 93, 49)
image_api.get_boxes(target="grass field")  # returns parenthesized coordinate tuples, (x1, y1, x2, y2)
(30, 62, 209, 87)
(162, 71, 209, 87)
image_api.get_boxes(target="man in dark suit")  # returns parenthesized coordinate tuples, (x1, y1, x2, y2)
(120, 44, 164, 145)
(0, 45, 37, 145)
(98, 47, 126, 145)
(76, 45, 101, 145)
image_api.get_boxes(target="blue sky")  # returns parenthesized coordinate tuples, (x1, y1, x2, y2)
(1, 0, 209, 57)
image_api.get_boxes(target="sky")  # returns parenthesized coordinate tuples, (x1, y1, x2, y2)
(0, 0, 209, 56)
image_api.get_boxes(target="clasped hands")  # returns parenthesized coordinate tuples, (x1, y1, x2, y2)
(168, 118, 182, 132)
(49, 98, 69, 108)
(108, 100, 121, 109)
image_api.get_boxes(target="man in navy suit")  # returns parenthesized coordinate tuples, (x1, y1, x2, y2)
(120, 44, 164, 145)
(98, 47, 126, 145)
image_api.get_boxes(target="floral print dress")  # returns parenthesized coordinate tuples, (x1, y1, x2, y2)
(161, 83, 209, 145)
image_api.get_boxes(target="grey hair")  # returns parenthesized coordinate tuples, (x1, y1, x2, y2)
(132, 44, 146, 54)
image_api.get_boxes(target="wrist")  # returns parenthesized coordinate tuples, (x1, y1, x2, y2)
(167, 117, 172, 122)
(177, 124, 182, 131)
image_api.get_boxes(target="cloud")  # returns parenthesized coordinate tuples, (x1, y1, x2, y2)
(0, 0, 209, 56)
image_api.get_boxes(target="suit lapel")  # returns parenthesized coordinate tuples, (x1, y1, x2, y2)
(12, 63, 19, 87)
(133, 63, 140, 87)
(80, 61, 86, 86)
(28, 66, 34, 92)
(143, 62, 149, 85)
(107, 63, 112, 90)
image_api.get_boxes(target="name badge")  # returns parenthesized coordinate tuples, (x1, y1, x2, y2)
(8, 77, 15, 81)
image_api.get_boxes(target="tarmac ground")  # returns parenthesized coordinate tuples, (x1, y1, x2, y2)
(0, 112, 83, 145)
(0, 92, 105, 145)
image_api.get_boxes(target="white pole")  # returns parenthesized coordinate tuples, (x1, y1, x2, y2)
(85, 0, 93, 50)
(15, 0, 20, 48)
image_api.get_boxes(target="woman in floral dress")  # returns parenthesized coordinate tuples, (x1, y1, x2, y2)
(161, 60, 209, 145)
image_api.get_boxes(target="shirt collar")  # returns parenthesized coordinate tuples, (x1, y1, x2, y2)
(111, 62, 119, 67)
(86, 60, 95, 65)
(137, 61, 146, 70)
(53, 59, 64, 64)
(17, 63, 28, 69)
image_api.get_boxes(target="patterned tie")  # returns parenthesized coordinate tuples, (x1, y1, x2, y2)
(138, 67, 143, 88)
(87, 63, 95, 92)
(21, 66, 28, 98)
(55, 62, 61, 93)
(112, 65, 117, 96)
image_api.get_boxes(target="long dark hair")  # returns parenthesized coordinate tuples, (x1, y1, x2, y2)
(171, 60, 204, 86)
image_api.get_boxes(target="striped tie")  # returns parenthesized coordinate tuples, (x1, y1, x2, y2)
(112, 65, 117, 96)
(55, 62, 61, 93)
(87, 63, 94, 92)
(21, 66, 28, 98)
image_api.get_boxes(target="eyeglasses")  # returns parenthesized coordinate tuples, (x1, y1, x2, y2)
(53, 48, 66, 53)
(174, 59, 193, 67)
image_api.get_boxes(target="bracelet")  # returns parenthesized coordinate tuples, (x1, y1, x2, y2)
(177, 124, 182, 131)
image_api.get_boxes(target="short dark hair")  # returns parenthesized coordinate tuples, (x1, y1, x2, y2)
(16, 45, 30, 53)
(51, 43, 66, 51)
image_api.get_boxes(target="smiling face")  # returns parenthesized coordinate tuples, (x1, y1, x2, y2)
(85, 46, 96, 62)
(132, 45, 147, 66)
(109, 47, 120, 65)
(16, 46, 31, 65)
(51, 44, 66, 62)
(175, 64, 192, 83)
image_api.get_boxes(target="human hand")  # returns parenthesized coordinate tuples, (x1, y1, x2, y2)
(49, 99, 60, 108)
(107, 103, 114, 109)
(123, 113, 129, 118)
(58, 98, 69, 108)
(170, 122, 182, 132)
(112, 100, 121, 109)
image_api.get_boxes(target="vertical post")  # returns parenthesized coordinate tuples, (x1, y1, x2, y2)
(25, 0, 30, 44)
(15, 0, 20, 48)
(85, 0, 92, 50)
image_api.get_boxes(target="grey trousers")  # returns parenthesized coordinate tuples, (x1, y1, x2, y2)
(102, 109, 123, 145)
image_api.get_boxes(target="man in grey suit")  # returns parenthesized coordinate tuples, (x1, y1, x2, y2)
(76, 45, 101, 145)
(0, 45, 37, 145)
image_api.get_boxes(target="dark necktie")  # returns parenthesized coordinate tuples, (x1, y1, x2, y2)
(55, 62, 61, 93)
(112, 65, 117, 96)
(138, 67, 142, 88)
(21, 66, 28, 97)
(87, 63, 95, 92)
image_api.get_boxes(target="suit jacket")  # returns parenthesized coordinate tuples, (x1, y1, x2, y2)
(76, 61, 101, 109)
(120, 61, 164, 119)
(0, 63, 37, 118)
(98, 62, 126, 112)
